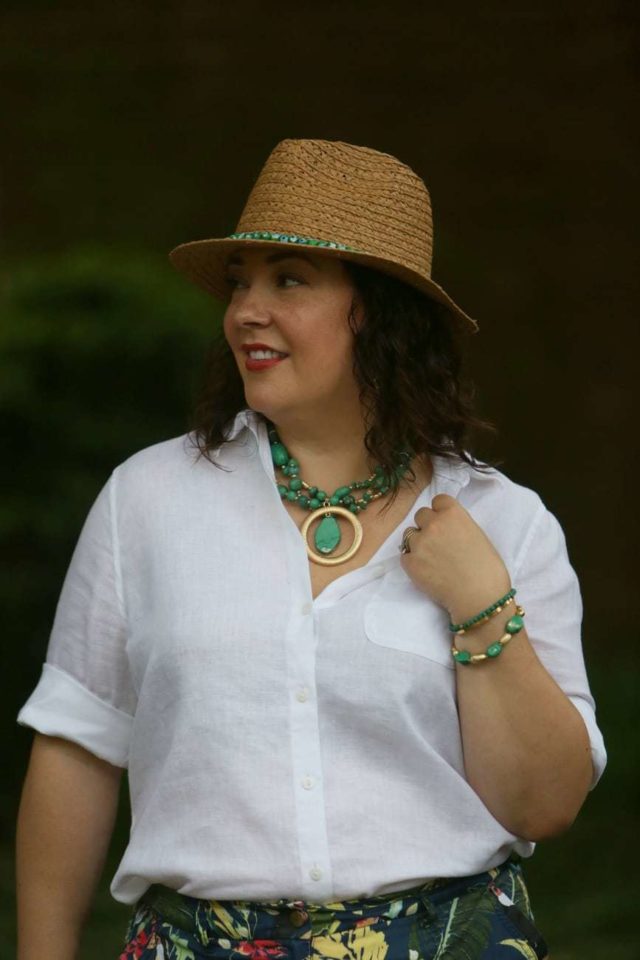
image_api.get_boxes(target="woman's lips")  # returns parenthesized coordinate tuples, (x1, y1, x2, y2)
(244, 356, 288, 372)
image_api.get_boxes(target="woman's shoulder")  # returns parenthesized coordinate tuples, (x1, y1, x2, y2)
(105, 432, 210, 514)
(114, 431, 200, 478)
(112, 410, 258, 489)
(432, 452, 548, 536)
(108, 420, 257, 512)
(434, 452, 542, 503)
(98, 433, 217, 538)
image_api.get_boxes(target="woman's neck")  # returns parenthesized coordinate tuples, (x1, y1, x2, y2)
(269, 416, 372, 492)
(265, 411, 429, 496)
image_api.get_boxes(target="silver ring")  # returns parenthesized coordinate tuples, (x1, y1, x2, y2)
(400, 526, 419, 554)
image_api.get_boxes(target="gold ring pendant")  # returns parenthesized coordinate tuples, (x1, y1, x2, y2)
(301, 505, 363, 566)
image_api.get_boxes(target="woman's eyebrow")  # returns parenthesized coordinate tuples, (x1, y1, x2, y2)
(225, 251, 320, 271)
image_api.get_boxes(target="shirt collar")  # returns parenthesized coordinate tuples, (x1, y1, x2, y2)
(430, 452, 497, 495)
(431, 452, 472, 490)
(223, 407, 264, 442)
(220, 408, 274, 478)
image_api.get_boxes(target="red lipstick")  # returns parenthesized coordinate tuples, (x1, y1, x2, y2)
(241, 342, 289, 372)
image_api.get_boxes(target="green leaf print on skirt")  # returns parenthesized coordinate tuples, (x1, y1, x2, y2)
(433, 887, 495, 959)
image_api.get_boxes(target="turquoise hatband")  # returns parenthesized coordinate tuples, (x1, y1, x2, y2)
(228, 230, 357, 252)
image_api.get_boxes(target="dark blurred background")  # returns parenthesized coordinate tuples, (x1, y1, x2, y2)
(2, 2, 638, 957)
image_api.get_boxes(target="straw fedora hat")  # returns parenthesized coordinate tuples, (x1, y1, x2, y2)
(168, 138, 479, 332)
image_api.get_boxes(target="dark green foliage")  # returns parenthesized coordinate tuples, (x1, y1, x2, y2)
(3, 245, 223, 788)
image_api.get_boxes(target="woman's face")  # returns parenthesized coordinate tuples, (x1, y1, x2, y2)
(222, 246, 361, 424)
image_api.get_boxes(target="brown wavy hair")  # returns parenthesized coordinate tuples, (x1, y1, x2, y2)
(186, 259, 499, 511)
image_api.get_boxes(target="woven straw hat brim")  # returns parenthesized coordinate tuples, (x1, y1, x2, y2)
(168, 237, 479, 334)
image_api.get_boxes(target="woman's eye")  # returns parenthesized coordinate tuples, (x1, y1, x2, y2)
(223, 273, 303, 291)
(278, 273, 303, 287)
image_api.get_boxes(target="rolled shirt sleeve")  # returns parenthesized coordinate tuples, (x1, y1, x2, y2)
(17, 468, 136, 767)
(512, 501, 607, 788)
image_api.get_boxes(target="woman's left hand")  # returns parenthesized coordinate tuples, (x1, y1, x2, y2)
(400, 494, 511, 622)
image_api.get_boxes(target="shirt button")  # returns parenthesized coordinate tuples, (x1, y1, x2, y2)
(296, 688, 309, 703)
(289, 908, 308, 927)
(301, 776, 315, 790)
(301, 602, 313, 615)
(309, 866, 323, 881)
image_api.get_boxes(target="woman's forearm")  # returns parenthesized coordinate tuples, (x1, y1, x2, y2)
(16, 733, 123, 960)
(452, 606, 593, 840)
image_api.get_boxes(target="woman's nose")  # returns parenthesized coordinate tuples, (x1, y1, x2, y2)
(230, 284, 273, 327)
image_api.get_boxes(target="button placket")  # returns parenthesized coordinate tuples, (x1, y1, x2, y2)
(279, 511, 334, 901)
(289, 908, 309, 927)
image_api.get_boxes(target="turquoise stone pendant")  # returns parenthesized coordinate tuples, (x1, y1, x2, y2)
(314, 513, 342, 555)
(301, 505, 363, 565)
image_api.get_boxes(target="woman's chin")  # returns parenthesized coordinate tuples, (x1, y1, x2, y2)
(241, 391, 288, 422)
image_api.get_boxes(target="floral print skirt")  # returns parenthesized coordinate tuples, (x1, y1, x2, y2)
(117, 858, 548, 960)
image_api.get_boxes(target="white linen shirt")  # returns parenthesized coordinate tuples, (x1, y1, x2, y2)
(17, 408, 606, 906)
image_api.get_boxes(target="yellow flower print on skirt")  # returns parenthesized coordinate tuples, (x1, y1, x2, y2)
(312, 924, 389, 960)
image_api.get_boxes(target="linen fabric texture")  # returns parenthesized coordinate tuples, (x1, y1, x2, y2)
(16, 409, 606, 907)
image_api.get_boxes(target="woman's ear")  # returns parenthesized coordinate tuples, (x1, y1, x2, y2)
(348, 294, 366, 336)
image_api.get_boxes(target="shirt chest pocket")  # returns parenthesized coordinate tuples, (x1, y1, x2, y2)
(363, 568, 455, 670)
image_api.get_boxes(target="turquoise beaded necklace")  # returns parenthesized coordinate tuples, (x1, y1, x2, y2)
(268, 423, 412, 566)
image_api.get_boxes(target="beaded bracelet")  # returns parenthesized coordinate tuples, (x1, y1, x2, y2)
(448, 588, 517, 634)
(451, 605, 526, 664)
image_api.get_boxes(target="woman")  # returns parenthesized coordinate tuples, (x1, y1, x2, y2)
(16, 139, 606, 960)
